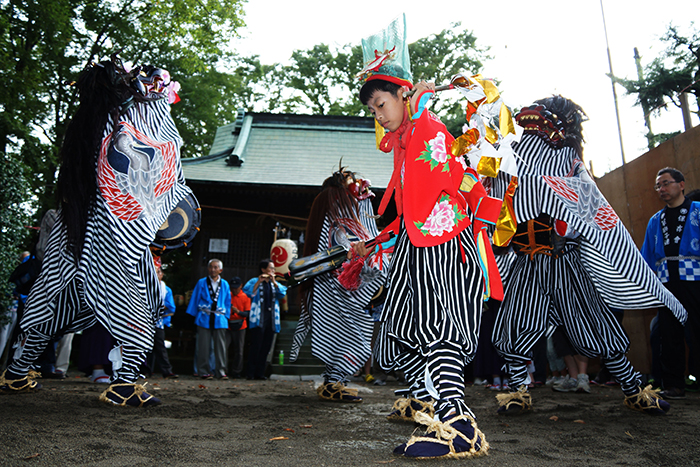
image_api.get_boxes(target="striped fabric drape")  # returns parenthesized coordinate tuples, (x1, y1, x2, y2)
(489, 135, 686, 322)
(290, 198, 387, 383)
(11, 98, 191, 383)
(487, 132, 683, 394)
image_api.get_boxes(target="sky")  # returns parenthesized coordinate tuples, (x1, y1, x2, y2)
(232, 0, 698, 176)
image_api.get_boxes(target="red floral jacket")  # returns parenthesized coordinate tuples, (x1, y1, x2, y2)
(379, 90, 503, 299)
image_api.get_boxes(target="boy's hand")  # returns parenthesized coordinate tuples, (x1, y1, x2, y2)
(410, 80, 435, 113)
(348, 241, 368, 259)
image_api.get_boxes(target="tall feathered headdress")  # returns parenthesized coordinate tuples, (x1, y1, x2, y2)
(356, 14, 413, 87)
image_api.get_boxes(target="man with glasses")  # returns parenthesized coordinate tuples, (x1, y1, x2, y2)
(642, 167, 700, 400)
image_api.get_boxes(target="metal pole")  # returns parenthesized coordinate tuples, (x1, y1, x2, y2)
(600, 0, 626, 165)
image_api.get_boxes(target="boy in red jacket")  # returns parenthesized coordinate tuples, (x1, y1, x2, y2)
(356, 15, 497, 460)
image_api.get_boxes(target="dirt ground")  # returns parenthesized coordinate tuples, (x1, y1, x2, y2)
(1, 373, 698, 467)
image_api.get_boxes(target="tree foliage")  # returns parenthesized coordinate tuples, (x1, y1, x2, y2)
(0, 153, 31, 324)
(409, 24, 490, 135)
(0, 0, 248, 222)
(613, 22, 699, 147)
(251, 23, 490, 136)
(3, 4, 492, 239)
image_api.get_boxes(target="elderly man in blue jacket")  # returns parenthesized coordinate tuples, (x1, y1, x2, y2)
(187, 259, 231, 380)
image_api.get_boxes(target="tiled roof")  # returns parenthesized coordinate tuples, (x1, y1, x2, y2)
(183, 111, 393, 189)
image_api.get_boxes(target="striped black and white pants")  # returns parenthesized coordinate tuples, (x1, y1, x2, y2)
(493, 247, 641, 395)
(8, 250, 158, 384)
(376, 223, 483, 418)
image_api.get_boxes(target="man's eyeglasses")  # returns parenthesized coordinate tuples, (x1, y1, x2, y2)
(654, 180, 678, 191)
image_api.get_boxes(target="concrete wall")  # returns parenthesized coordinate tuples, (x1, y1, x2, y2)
(595, 125, 700, 374)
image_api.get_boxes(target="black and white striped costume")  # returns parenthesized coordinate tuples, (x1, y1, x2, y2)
(376, 219, 484, 418)
(290, 198, 387, 383)
(490, 132, 686, 394)
(9, 98, 191, 383)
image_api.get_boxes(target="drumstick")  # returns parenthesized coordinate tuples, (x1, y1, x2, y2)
(403, 83, 457, 98)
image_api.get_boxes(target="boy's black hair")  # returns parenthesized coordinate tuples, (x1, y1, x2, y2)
(359, 79, 403, 105)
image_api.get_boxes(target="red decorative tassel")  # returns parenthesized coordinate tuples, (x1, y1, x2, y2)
(338, 252, 366, 291)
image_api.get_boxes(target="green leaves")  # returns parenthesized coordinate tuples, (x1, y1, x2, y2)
(0, 152, 31, 325)
(613, 22, 699, 147)
(417, 142, 441, 171)
(1, 4, 491, 241)
(414, 220, 428, 236)
(453, 203, 466, 223)
(0, 0, 247, 218)
(252, 23, 489, 120)
(409, 24, 490, 136)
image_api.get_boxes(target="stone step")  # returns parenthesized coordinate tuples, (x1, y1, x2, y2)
(270, 363, 325, 376)
(271, 319, 321, 376)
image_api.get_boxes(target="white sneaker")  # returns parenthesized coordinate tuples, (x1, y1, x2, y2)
(546, 375, 563, 387)
(90, 374, 110, 384)
(90, 369, 110, 384)
(551, 375, 568, 388)
(553, 376, 578, 392)
(576, 374, 591, 393)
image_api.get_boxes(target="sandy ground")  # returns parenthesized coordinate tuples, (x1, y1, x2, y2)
(1, 373, 698, 467)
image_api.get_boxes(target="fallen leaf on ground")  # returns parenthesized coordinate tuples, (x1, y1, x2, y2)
(573, 419, 585, 424)
(549, 416, 559, 421)
(625, 431, 634, 438)
(284, 428, 295, 432)
(270, 437, 289, 441)
(198, 384, 206, 389)
(24, 453, 40, 460)
(300, 424, 313, 428)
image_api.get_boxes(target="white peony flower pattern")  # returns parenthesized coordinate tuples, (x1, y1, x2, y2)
(429, 132, 448, 163)
(417, 131, 451, 172)
(415, 196, 466, 237)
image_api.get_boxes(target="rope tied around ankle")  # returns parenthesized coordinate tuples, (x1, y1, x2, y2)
(403, 411, 489, 458)
(414, 411, 458, 440)
(0, 370, 41, 391)
(317, 382, 358, 398)
(495, 384, 531, 409)
(624, 385, 664, 411)
(99, 382, 157, 407)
